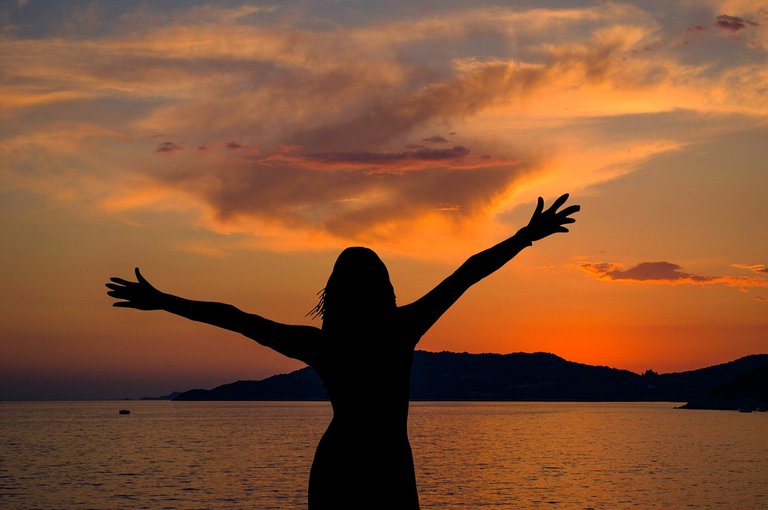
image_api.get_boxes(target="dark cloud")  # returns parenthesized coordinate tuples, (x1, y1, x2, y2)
(160, 154, 523, 238)
(78, 22, 634, 161)
(34, 10, 693, 245)
(579, 261, 768, 291)
(581, 261, 715, 282)
(755, 296, 766, 302)
(714, 15, 758, 31)
(197, 145, 208, 151)
(305, 146, 469, 165)
(288, 61, 547, 151)
(155, 141, 183, 153)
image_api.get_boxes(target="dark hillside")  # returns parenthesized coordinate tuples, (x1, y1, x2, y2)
(172, 351, 768, 404)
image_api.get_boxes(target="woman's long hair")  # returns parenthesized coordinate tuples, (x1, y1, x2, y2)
(310, 247, 396, 334)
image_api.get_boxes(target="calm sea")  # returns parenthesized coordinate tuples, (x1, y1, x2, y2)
(1, 401, 766, 509)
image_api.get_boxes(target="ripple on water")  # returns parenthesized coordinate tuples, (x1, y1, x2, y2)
(1, 401, 767, 509)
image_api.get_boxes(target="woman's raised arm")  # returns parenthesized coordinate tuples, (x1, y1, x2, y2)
(106, 268, 320, 363)
(399, 193, 580, 340)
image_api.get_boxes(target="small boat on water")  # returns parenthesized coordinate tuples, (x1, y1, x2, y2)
(738, 406, 754, 413)
(119, 409, 131, 415)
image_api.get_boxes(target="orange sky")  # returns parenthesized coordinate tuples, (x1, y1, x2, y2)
(1, 1, 767, 399)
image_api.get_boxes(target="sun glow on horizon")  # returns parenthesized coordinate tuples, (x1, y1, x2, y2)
(1, 0, 767, 399)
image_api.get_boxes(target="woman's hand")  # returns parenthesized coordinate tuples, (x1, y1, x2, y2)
(106, 268, 165, 310)
(519, 193, 580, 242)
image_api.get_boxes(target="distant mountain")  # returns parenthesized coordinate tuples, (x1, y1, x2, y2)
(140, 391, 182, 401)
(680, 365, 768, 410)
(172, 351, 768, 404)
(176, 367, 326, 401)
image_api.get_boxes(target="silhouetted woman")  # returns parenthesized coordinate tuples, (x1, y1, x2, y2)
(106, 194, 579, 509)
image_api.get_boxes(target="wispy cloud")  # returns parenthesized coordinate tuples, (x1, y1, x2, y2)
(578, 261, 768, 289)
(580, 261, 714, 283)
(2, 2, 767, 253)
(304, 146, 470, 166)
(155, 141, 183, 153)
(150, 146, 527, 240)
(733, 263, 768, 274)
(423, 135, 450, 144)
(714, 14, 759, 31)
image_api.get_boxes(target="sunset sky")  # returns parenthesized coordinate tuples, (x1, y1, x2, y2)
(1, 0, 767, 399)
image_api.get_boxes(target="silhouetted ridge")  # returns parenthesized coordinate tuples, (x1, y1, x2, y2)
(174, 366, 326, 401)
(681, 364, 768, 410)
(172, 351, 768, 402)
(409, 351, 642, 401)
(140, 391, 181, 400)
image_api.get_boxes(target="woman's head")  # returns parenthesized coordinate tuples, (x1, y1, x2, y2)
(312, 247, 396, 333)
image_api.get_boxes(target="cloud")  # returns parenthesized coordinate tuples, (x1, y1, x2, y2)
(733, 263, 768, 274)
(304, 145, 470, 166)
(155, 141, 183, 153)
(578, 261, 768, 289)
(714, 14, 759, 31)
(282, 24, 666, 152)
(3, 3, 768, 253)
(423, 135, 449, 143)
(285, 60, 549, 151)
(579, 261, 714, 283)
(154, 148, 527, 240)
(131, 138, 529, 245)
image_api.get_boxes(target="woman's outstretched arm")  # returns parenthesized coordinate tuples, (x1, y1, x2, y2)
(106, 268, 320, 363)
(399, 193, 580, 340)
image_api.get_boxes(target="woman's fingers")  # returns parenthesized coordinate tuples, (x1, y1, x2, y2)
(109, 277, 134, 286)
(107, 270, 156, 310)
(549, 193, 569, 212)
(529, 197, 544, 223)
(541, 194, 577, 218)
(135, 267, 147, 285)
(106, 291, 134, 302)
(558, 204, 580, 217)
(112, 302, 137, 308)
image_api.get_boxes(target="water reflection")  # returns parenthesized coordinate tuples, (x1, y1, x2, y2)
(410, 402, 767, 508)
(2, 401, 766, 509)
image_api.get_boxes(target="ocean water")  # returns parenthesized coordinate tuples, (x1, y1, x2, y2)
(1, 401, 766, 509)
